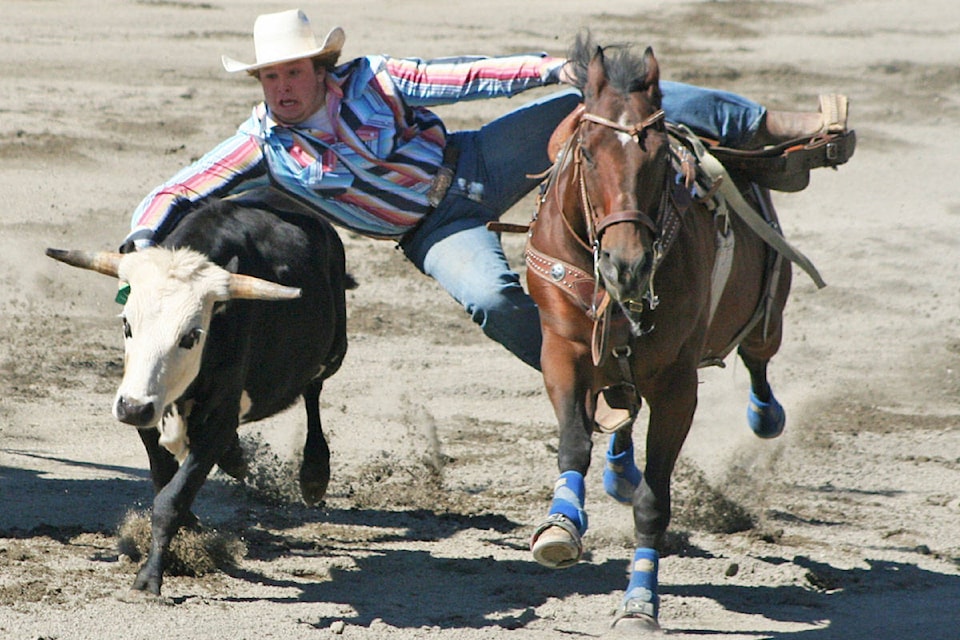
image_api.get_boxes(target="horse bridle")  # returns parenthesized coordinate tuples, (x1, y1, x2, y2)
(577, 109, 666, 243)
(574, 107, 672, 313)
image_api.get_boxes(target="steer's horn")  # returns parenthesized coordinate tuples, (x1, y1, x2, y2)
(46, 248, 122, 278)
(227, 273, 302, 300)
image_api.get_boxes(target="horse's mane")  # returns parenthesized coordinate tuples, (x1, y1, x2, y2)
(566, 31, 656, 98)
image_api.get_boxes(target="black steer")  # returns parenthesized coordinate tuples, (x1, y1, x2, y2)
(47, 197, 353, 595)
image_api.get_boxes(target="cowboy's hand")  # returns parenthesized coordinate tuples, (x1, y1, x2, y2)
(558, 60, 576, 85)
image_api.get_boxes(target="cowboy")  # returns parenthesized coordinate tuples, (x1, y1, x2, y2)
(122, 9, 848, 374)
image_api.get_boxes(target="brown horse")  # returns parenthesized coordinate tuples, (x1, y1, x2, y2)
(524, 38, 794, 629)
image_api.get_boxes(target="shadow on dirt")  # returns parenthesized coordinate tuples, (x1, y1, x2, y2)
(4, 448, 958, 638)
(205, 537, 960, 636)
(0, 451, 150, 535)
(668, 555, 960, 640)
(222, 549, 630, 631)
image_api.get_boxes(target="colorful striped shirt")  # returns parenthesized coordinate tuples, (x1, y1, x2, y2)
(129, 52, 566, 242)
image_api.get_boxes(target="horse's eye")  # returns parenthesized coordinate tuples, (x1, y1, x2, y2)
(581, 147, 597, 168)
(179, 328, 203, 349)
(122, 317, 132, 339)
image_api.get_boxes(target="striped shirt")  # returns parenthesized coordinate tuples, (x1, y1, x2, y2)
(129, 53, 566, 241)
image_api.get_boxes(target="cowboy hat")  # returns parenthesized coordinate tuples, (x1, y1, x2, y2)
(221, 9, 345, 73)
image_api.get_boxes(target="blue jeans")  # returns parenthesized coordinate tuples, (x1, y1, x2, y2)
(401, 83, 765, 370)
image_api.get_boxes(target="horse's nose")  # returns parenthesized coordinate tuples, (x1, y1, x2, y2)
(114, 396, 156, 427)
(599, 249, 651, 300)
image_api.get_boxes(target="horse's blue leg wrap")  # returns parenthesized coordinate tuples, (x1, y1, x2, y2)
(622, 547, 660, 620)
(602, 435, 642, 504)
(747, 388, 786, 439)
(548, 470, 588, 535)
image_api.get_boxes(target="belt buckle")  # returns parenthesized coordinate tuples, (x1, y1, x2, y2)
(427, 167, 453, 207)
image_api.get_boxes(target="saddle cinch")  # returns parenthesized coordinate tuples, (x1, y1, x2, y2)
(547, 100, 856, 193)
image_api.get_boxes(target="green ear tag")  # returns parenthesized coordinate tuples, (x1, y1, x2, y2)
(115, 283, 131, 305)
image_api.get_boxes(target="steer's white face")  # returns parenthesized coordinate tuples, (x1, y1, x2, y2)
(113, 249, 232, 428)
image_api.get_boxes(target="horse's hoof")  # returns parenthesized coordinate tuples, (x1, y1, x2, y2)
(747, 390, 785, 439)
(530, 514, 583, 569)
(609, 613, 660, 635)
(611, 598, 660, 633)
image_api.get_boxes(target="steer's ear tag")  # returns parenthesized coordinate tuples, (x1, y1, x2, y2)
(115, 282, 131, 305)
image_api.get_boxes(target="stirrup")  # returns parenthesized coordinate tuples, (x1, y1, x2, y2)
(594, 389, 636, 434)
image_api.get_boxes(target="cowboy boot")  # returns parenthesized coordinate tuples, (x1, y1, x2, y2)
(747, 94, 849, 148)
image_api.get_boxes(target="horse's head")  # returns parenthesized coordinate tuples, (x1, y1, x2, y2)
(567, 35, 670, 312)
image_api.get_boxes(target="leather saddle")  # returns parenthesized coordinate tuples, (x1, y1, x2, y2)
(706, 129, 856, 192)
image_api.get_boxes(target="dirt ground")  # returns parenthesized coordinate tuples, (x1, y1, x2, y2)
(2, 0, 959, 638)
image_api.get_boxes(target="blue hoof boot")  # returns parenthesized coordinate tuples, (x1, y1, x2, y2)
(747, 389, 785, 439)
(612, 548, 660, 630)
(602, 436, 641, 504)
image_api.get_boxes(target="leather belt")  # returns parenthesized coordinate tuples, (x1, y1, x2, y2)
(426, 139, 461, 207)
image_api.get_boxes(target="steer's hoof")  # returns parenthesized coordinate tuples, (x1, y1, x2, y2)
(530, 514, 583, 569)
(299, 476, 329, 507)
(299, 460, 330, 507)
(217, 440, 248, 481)
(114, 587, 171, 605)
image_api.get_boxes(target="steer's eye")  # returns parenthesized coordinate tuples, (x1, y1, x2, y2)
(179, 328, 203, 349)
(122, 317, 132, 339)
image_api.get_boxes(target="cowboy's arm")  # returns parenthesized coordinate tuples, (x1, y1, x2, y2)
(381, 53, 568, 106)
(123, 119, 268, 250)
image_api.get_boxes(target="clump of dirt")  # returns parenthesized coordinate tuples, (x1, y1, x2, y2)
(336, 401, 475, 514)
(116, 510, 246, 577)
(235, 432, 304, 506)
(342, 456, 448, 511)
(0, 578, 66, 607)
(671, 459, 756, 534)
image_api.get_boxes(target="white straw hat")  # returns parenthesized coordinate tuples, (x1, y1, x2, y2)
(221, 9, 345, 73)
